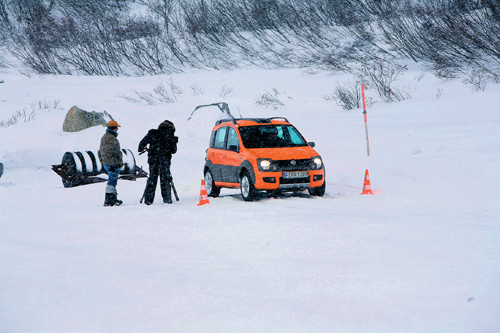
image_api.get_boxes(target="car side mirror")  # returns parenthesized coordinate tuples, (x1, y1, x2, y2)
(228, 144, 239, 152)
(308, 142, 315, 148)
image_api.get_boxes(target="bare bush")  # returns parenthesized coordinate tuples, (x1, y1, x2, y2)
(154, 79, 183, 102)
(356, 58, 408, 102)
(0, 0, 498, 87)
(330, 81, 362, 110)
(462, 64, 499, 91)
(219, 84, 233, 98)
(379, 0, 500, 79)
(118, 79, 183, 104)
(0, 99, 62, 127)
(434, 88, 443, 100)
(0, 53, 7, 69)
(190, 84, 203, 96)
(255, 88, 285, 110)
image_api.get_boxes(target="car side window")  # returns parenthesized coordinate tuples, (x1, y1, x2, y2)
(226, 127, 239, 151)
(213, 127, 228, 149)
(277, 126, 284, 139)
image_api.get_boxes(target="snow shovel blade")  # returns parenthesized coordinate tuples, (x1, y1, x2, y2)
(52, 164, 106, 187)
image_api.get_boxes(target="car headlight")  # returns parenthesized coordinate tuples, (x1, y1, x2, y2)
(259, 159, 272, 171)
(311, 156, 322, 169)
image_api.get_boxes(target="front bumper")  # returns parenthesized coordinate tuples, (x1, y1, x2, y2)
(254, 169, 324, 191)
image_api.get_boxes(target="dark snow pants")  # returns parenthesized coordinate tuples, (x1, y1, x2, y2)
(143, 158, 172, 204)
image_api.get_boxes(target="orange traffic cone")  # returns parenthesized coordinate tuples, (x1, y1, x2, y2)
(361, 169, 374, 195)
(197, 179, 210, 206)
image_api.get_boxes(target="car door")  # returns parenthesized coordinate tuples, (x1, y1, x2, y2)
(207, 126, 228, 182)
(221, 127, 241, 183)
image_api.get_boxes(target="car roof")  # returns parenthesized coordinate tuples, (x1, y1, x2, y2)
(215, 117, 290, 127)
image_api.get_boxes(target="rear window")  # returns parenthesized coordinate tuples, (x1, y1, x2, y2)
(239, 125, 308, 148)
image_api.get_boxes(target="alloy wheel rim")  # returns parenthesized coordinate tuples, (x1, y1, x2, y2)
(241, 176, 249, 197)
(205, 173, 212, 194)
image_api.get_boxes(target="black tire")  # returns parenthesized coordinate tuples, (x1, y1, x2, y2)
(271, 190, 282, 198)
(61, 152, 79, 188)
(204, 169, 220, 197)
(308, 181, 326, 197)
(240, 171, 257, 201)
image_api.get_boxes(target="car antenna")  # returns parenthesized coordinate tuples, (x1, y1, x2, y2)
(188, 102, 236, 124)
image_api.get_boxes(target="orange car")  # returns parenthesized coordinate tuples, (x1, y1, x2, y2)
(203, 117, 325, 201)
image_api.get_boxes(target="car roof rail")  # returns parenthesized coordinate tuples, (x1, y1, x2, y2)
(268, 117, 289, 122)
(215, 118, 266, 125)
(244, 118, 272, 123)
(216, 118, 237, 125)
(215, 117, 289, 126)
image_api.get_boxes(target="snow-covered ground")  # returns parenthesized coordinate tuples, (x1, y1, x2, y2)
(1, 67, 499, 332)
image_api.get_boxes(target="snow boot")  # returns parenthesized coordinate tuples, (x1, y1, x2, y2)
(111, 193, 123, 206)
(104, 193, 115, 206)
(104, 193, 122, 207)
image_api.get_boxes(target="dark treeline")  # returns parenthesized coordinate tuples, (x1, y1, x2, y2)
(0, 0, 498, 87)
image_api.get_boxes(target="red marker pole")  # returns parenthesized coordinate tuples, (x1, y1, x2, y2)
(361, 83, 371, 156)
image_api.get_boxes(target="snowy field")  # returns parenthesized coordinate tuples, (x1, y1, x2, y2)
(0, 67, 499, 332)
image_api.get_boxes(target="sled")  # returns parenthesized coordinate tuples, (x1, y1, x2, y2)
(51, 149, 147, 188)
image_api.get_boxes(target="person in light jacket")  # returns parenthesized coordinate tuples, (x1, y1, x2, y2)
(98, 120, 123, 206)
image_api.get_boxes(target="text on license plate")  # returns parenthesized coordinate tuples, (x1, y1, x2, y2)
(283, 171, 309, 179)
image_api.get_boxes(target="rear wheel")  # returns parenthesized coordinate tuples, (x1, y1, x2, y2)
(204, 169, 220, 197)
(308, 181, 326, 197)
(240, 171, 257, 201)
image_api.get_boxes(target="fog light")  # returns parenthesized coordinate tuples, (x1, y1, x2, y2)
(313, 175, 323, 181)
(263, 177, 276, 183)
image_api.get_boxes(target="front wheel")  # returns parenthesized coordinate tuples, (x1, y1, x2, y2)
(204, 169, 220, 197)
(308, 181, 326, 197)
(240, 171, 257, 201)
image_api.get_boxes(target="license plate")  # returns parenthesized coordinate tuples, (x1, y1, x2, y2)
(283, 171, 308, 179)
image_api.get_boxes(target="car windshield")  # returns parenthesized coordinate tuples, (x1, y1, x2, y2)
(239, 124, 308, 148)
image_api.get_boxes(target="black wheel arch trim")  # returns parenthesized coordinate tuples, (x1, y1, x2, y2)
(204, 159, 213, 172)
(240, 160, 256, 184)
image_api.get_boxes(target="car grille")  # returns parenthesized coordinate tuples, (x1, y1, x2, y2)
(274, 159, 311, 171)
